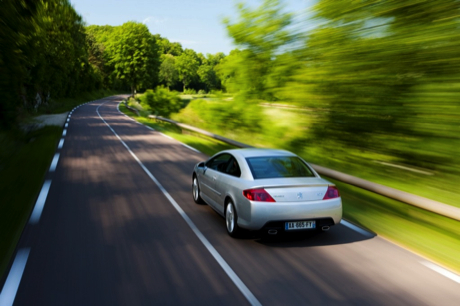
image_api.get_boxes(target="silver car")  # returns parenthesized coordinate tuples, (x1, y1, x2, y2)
(192, 148, 342, 237)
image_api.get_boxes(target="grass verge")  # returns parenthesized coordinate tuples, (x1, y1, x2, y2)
(331, 177, 460, 273)
(119, 103, 236, 155)
(121, 103, 460, 274)
(0, 126, 62, 279)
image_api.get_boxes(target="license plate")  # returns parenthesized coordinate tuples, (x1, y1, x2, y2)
(285, 221, 316, 230)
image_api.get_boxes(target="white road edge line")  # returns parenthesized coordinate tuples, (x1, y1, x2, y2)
(421, 261, 460, 284)
(62, 129, 67, 137)
(116, 103, 156, 132)
(340, 220, 374, 237)
(160, 133, 174, 140)
(49, 153, 60, 172)
(29, 180, 52, 224)
(58, 138, 65, 149)
(182, 143, 201, 154)
(0, 248, 30, 306)
(96, 102, 261, 306)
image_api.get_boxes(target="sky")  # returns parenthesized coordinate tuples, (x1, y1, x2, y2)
(70, 0, 315, 55)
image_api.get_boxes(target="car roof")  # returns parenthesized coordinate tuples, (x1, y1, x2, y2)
(222, 148, 297, 158)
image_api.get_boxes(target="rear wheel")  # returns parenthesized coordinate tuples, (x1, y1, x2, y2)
(225, 200, 241, 238)
(192, 175, 204, 204)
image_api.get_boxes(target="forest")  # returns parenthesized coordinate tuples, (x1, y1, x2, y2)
(0, 0, 228, 129)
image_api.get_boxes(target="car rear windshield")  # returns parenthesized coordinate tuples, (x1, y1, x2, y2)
(246, 156, 315, 179)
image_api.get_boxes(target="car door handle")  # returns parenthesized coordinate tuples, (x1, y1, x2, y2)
(212, 176, 217, 180)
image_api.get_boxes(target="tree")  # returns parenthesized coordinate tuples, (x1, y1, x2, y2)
(223, 0, 293, 99)
(106, 22, 159, 96)
(155, 35, 183, 56)
(197, 53, 225, 92)
(0, 0, 97, 125)
(159, 54, 179, 90)
(283, 0, 460, 167)
(175, 49, 200, 91)
(0, 0, 39, 127)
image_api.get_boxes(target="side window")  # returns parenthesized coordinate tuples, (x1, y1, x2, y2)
(225, 157, 241, 177)
(206, 154, 232, 172)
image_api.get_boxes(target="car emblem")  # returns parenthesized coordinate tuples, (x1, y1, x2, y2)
(297, 192, 303, 199)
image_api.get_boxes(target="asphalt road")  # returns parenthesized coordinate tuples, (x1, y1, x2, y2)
(2, 96, 460, 305)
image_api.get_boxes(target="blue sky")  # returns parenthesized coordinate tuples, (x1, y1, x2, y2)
(70, 0, 315, 55)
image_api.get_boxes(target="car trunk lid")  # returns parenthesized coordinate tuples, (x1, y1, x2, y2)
(258, 177, 331, 202)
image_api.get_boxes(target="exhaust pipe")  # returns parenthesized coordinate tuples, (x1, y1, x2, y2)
(322, 226, 330, 231)
(268, 229, 278, 235)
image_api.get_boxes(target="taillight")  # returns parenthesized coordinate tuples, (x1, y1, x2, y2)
(243, 188, 276, 202)
(323, 186, 340, 200)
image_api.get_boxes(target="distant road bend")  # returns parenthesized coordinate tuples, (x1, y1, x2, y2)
(2, 96, 459, 306)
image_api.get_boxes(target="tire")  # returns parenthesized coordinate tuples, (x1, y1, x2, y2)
(192, 175, 204, 204)
(225, 200, 242, 238)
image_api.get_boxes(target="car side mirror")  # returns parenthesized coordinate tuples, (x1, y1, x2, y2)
(198, 162, 207, 174)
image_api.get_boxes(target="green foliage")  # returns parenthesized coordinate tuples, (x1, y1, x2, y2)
(0, 1, 140, 127)
(183, 88, 197, 95)
(176, 49, 200, 91)
(139, 87, 182, 117)
(197, 65, 219, 92)
(220, 0, 460, 182)
(155, 35, 225, 92)
(222, 0, 293, 100)
(105, 22, 160, 96)
(178, 97, 263, 134)
(86, 25, 116, 89)
(0, 0, 99, 126)
(155, 35, 184, 56)
(159, 54, 179, 90)
(286, 0, 460, 169)
(0, 0, 39, 127)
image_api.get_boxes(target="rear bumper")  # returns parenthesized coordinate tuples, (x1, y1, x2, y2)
(238, 197, 342, 231)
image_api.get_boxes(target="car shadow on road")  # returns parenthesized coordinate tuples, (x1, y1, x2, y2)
(250, 223, 376, 248)
(204, 206, 376, 248)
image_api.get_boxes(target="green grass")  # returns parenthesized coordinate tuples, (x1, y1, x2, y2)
(0, 126, 62, 279)
(331, 177, 460, 273)
(119, 104, 236, 156)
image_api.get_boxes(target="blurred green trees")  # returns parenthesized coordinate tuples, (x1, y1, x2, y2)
(222, 0, 293, 100)
(220, 0, 460, 174)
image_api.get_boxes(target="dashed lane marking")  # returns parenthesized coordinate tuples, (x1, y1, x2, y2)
(0, 248, 30, 306)
(49, 153, 60, 172)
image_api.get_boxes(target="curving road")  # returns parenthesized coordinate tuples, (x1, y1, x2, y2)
(2, 96, 459, 305)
